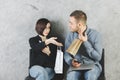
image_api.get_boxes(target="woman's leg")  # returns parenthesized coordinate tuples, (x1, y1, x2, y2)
(45, 67, 55, 80)
(29, 65, 49, 80)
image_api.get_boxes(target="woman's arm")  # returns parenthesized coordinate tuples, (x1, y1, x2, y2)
(29, 37, 46, 51)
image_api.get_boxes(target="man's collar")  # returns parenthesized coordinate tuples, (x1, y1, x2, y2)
(86, 26, 89, 35)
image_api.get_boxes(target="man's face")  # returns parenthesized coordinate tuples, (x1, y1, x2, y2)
(69, 16, 79, 32)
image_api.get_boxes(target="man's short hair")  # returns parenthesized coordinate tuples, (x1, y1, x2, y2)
(70, 10, 87, 25)
(35, 18, 50, 35)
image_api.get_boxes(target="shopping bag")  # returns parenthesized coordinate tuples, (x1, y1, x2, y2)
(66, 39, 83, 56)
(54, 47, 63, 74)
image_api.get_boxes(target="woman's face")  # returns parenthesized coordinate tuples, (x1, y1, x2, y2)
(43, 23, 51, 37)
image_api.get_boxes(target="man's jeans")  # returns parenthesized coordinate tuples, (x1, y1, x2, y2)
(29, 65, 55, 80)
(66, 65, 101, 80)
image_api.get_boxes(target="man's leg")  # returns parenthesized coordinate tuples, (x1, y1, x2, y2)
(66, 71, 81, 80)
(29, 65, 49, 80)
(84, 65, 102, 80)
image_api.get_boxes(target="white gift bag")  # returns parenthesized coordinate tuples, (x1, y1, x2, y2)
(54, 47, 63, 74)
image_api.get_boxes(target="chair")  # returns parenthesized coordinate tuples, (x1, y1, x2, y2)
(98, 49, 106, 80)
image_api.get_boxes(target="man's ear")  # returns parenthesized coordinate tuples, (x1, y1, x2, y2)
(78, 22, 82, 28)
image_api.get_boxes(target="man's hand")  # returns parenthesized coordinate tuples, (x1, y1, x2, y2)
(79, 33, 87, 42)
(42, 46, 51, 56)
(72, 59, 81, 68)
(78, 26, 87, 42)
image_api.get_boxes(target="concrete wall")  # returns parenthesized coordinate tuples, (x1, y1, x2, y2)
(0, 0, 120, 80)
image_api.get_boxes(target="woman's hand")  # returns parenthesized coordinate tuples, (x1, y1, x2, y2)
(42, 46, 51, 55)
(45, 37, 63, 46)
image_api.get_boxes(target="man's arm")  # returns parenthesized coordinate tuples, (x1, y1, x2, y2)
(83, 32, 102, 61)
(64, 33, 73, 66)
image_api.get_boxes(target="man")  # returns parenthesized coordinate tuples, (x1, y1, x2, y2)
(64, 10, 102, 80)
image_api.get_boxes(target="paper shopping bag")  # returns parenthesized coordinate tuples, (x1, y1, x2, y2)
(66, 39, 83, 56)
(54, 47, 63, 74)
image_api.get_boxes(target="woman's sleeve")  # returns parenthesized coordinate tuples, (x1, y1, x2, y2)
(29, 37, 46, 51)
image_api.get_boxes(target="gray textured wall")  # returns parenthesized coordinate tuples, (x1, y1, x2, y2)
(0, 0, 120, 80)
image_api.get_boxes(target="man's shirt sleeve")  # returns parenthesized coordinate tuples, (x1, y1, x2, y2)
(64, 33, 73, 66)
(83, 31, 102, 61)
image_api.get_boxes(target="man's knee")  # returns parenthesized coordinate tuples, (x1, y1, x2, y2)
(66, 71, 80, 80)
(84, 67, 101, 80)
(85, 73, 98, 80)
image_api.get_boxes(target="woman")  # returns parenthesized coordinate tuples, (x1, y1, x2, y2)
(29, 18, 63, 80)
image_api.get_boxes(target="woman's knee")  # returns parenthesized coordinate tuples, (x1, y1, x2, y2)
(29, 65, 47, 78)
(45, 68, 55, 79)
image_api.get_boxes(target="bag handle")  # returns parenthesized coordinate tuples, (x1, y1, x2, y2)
(57, 46, 62, 50)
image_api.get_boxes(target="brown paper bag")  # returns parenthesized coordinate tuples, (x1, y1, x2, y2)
(66, 39, 83, 56)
